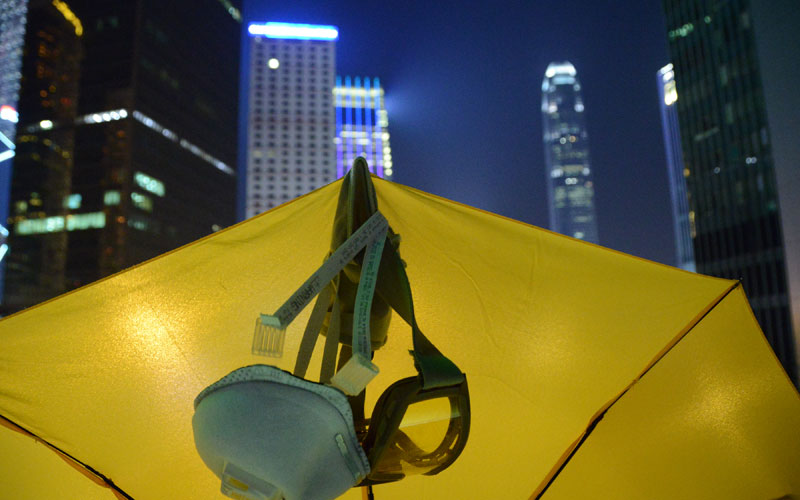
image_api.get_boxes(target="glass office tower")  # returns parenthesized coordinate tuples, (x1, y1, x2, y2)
(542, 61, 599, 244)
(334, 76, 393, 180)
(662, 0, 799, 382)
(658, 63, 696, 272)
(0, 0, 29, 304)
(4, 0, 241, 312)
(241, 22, 337, 219)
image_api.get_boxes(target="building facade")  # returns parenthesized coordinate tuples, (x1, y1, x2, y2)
(4, 0, 241, 312)
(334, 76, 393, 180)
(0, 0, 29, 303)
(241, 22, 337, 219)
(658, 63, 696, 272)
(541, 61, 599, 244)
(662, 0, 799, 382)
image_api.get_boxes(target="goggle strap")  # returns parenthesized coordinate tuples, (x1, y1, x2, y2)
(377, 240, 465, 390)
(293, 283, 333, 378)
(253, 210, 389, 357)
(320, 294, 342, 383)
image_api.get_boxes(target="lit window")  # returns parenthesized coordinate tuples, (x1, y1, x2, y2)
(134, 172, 165, 197)
(66, 212, 105, 231)
(131, 192, 153, 212)
(104, 190, 121, 205)
(63, 193, 82, 210)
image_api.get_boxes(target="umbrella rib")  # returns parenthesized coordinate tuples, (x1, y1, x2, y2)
(530, 280, 741, 499)
(0, 414, 135, 500)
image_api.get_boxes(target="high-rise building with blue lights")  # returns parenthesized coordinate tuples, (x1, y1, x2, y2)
(658, 63, 695, 272)
(541, 61, 599, 244)
(0, 0, 29, 305)
(241, 22, 337, 219)
(334, 76, 393, 180)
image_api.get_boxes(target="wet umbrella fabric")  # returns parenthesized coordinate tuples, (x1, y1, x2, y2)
(1, 177, 798, 499)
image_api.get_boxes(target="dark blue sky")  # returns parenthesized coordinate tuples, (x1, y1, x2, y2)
(243, 1, 675, 265)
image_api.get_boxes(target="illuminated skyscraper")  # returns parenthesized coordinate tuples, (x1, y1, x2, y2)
(334, 76, 393, 180)
(241, 22, 337, 219)
(0, 0, 27, 144)
(541, 61, 599, 244)
(662, 0, 799, 382)
(657, 63, 695, 272)
(0, 0, 29, 301)
(3, 0, 241, 312)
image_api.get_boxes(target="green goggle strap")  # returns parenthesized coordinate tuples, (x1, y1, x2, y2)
(376, 240, 465, 390)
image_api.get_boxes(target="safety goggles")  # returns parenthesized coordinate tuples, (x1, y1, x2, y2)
(360, 373, 470, 484)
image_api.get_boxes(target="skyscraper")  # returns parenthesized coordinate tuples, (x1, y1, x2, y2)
(0, 0, 29, 301)
(4, 0, 241, 312)
(334, 76, 393, 180)
(662, 0, 799, 381)
(240, 22, 337, 220)
(658, 63, 696, 272)
(541, 61, 599, 244)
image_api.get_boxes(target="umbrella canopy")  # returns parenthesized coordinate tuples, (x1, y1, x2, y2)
(1, 177, 798, 499)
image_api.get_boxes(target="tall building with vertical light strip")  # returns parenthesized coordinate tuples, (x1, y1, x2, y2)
(658, 63, 695, 272)
(541, 61, 599, 244)
(334, 76, 393, 179)
(662, 0, 799, 382)
(242, 22, 337, 219)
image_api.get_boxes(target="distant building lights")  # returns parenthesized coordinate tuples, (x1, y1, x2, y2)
(40, 119, 54, 129)
(51, 0, 83, 36)
(248, 22, 339, 41)
(0, 105, 19, 123)
(134, 171, 165, 197)
(545, 62, 577, 78)
(268, 58, 280, 69)
(0, 130, 15, 150)
(216, 0, 241, 22)
(15, 212, 105, 235)
(664, 80, 678, 106)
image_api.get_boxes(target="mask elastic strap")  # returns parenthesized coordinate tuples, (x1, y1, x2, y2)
(329, 230, 386, 395)
(293, 284, 333, 378)
(252, 211, 389, 357)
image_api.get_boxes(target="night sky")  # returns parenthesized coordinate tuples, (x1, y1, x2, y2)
(243, 1, 675, 265)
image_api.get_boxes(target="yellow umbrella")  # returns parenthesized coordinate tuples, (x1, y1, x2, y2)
(1, 176, 798, 499)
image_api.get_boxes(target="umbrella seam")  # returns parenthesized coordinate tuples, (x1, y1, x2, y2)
(0, 414, 135, 500)
(374, 177, 733, 284)
(530, 280, 741, 499)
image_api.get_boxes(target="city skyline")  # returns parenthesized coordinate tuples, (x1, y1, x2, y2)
(240, 0, 676, 267)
